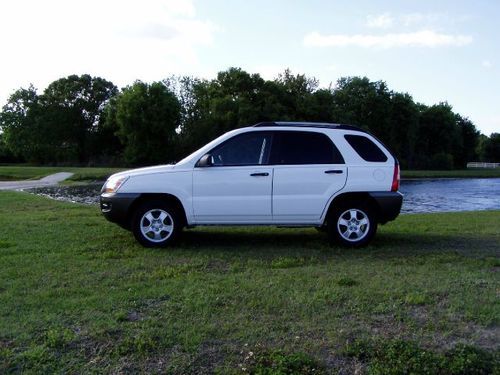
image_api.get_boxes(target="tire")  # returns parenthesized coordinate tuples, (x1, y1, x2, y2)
(132, 200, 182, 248)
(327, 204, 377, 247)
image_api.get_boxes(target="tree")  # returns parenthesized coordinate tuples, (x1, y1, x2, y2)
(111, 81, 181, 165)
(89, 95, 124, 165)
(176, 68, 268, 154)
(331, 77, 392, 142)
(389, 93, 419, 168)
(416, 103, 459, 169)
(41, 74, 118, 162)
(476, 134, 489, 161)
(273, 69, 320, 120)
(0, 70, 489, 169)
(175, 68, 330, 155)
(306, 88, 336, 122)
(0, 76, 118, 164)
(483, 133, 500, 162)
(0, 85, 48, 162)
(0, 132, 17, 162)
(454, 115, 480, 168)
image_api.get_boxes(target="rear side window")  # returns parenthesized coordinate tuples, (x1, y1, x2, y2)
(344, 134, 388, 162)
(270, 131, 344, 165)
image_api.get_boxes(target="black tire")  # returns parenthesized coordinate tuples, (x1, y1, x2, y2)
(132, 200, 182, 248)
(327, 203, 377, 247)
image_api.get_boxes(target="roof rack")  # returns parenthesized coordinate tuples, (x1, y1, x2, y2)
(253, 121, 365, 132)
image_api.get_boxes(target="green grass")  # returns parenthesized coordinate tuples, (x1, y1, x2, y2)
(0, 192, 499, 373)
(402, 169, 500, 179)
(344, 339, 498, 374)
(0, 166, 125, 182)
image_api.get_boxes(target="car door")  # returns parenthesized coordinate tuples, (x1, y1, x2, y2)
(270, 130, 347, 223)
(192, 131, 273, 223)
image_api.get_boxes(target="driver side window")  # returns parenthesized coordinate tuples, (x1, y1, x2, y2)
(211, 132, 271, 166)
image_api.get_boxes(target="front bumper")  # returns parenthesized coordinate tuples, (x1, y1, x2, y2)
(369, 191, 403, 224)
(100, 192, 140, 229)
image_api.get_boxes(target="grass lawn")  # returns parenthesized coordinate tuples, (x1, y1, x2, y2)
(0, 192, 499, 373)
(402, 169, 500, 179)
(0, 166, 125, 182)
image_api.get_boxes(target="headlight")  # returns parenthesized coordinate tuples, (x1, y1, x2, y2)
(102, 176, 129, 193)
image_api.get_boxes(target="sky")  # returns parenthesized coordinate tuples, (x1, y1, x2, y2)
(0, 0, 499, 135)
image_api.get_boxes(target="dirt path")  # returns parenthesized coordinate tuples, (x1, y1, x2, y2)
(0, 172, 74, 190)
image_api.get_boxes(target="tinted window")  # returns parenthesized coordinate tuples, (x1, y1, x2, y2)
(270, 131, 344, 165)
(210, 132, 271, 166)
(344, 135, 388, 162)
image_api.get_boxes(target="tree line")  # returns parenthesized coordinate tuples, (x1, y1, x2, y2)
(0, 69, 498, 169)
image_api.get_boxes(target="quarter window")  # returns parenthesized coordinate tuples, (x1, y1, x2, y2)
(270, 131, 344, 165)
(210, 132, 271, 166)
(344, 135, 388, 162)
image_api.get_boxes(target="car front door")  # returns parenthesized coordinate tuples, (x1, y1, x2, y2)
(270, 130, 347, 223)
(192, 131, 273, 224)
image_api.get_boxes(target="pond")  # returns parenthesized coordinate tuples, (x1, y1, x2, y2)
(400, 178, 500, 213)
(24, 178, 500, 214)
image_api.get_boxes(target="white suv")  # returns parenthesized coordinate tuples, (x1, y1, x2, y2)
(100, 122, 402, 247)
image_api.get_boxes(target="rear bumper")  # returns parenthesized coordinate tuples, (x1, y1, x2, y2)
(100, 192, 140, 229)
(369, 191, 403, 224)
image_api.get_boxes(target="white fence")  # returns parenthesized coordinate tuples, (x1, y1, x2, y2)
(467, 162, 500, 169)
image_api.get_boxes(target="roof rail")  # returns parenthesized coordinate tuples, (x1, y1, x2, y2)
(253, 121, 365, 132)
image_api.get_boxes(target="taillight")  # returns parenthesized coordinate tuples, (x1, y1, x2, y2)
(391, 162, 400, 192)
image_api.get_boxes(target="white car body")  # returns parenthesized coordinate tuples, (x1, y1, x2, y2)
(100, 122, 402, 247)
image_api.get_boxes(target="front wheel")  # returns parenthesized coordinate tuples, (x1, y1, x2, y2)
(327, 205, 377, 247)
(132, 201, 182, 248)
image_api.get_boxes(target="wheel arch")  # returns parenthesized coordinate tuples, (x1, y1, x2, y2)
(322, 192, 381, 225)
(126, 193, 188, 230)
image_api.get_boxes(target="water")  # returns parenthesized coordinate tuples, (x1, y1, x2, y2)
(23, 178, 500, 214)
(400, 178, 500, 213)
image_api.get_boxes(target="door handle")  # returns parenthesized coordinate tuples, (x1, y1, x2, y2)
(324, 170, 343, 174)
(250, 172, 269, 177)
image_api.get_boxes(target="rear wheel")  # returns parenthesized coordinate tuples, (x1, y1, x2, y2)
(132, 201, 182, 247)
(327, 204, 377, 247)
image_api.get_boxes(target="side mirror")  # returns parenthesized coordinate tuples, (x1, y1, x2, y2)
(197, 153, 214, 167)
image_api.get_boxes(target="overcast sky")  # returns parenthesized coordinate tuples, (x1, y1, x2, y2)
(0, 0, 498, 135)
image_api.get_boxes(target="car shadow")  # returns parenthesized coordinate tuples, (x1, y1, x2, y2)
(175, 227, 499, 259)
(178, 227, 327, 253)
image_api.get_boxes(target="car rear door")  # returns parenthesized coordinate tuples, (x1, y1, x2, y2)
(270, 130, 347, 223)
